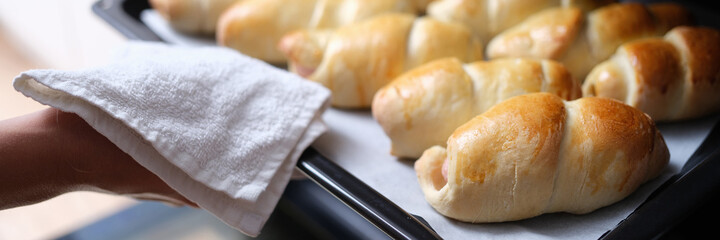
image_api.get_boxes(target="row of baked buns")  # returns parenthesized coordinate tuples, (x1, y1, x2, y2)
(149, 0, 621, 108)
(375, 25, 720, 159)
(151, 0, 718, 226)
(381, 24, 718, 222)
(393, 29, 719, 225)
(150, 0, 616, 63)
(272, 1, 693, 109)
(316, 2, 713, 223)
(150, 0, 438, 60)
(276, 1, 676, 108)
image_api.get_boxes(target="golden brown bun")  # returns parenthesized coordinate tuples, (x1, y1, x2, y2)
(487, 2, 693, 80)
(426, 0, 615, 43)
(415, 93, 669, 223)
(372, 58, 580, 158)
(150, 0, 240, 35)
(278, 13, 484, 108)
(484, 7, 584, 60)
(217, 0, 432, 63)
(583, 26, 720, 121)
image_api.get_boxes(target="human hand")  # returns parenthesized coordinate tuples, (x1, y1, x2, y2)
(0, 108, 197, 210)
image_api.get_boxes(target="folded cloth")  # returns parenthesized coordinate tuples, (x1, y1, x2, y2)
(12, 41, 330, 236)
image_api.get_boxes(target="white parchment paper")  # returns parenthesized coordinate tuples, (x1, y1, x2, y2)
(141, 10, 719, 239)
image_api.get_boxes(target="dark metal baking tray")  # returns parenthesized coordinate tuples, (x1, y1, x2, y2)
(92, 0, 439, 239)
(92, 0, 720, 239)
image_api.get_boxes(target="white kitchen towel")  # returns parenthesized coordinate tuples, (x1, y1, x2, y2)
(12, 41, 330, 237)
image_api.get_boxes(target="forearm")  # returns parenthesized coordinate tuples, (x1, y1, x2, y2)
(0, 108, 87, 209)
(0, 108, 196, 209)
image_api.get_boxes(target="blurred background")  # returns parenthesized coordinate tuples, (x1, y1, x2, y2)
(0, 0, 128, 120)
(0, 1, 133, 239)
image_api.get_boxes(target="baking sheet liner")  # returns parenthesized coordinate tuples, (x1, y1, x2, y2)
(141, 10, 717, 239)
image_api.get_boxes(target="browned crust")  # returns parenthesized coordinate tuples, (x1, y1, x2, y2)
(416, 92, 669, 222)
(450, 93, 566, 185)
(670, 26, 720, 85)
(487, 7, 584, 60)
(571, 97, 663, 193)
(624, 39, 682, 95)
(584, 26, 720, 121)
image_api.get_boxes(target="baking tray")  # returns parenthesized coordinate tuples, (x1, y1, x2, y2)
(92, 0, 439, 239)
(92, 0, 720, 239)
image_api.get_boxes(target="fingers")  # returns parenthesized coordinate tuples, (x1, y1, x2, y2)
(46, 108, 201, 209)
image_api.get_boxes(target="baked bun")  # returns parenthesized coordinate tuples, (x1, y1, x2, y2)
(149, 0, 240, 34)
(372, 58, 581, 158)
(217, 0, 425, 63)
(278, 13, 483, 108)
(426, 0, 615, 43)
(487, 2, 693, 80)
(415, 93, 669, 222)
(583, 26, 720, 121)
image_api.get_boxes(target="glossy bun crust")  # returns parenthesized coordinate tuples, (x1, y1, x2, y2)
(415, 93, 669, 222)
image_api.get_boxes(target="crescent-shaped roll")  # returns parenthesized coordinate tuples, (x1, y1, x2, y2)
(415, 93, 669, 223)
(426, 0, 615, 43)
(217, 0, 431, 63)
(486, 2, 693, 80)
(372, 58, 581, 158)
(149, 0, 240, 34)
(278, 13, 484, 108)
(582, 26, 720, 122)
